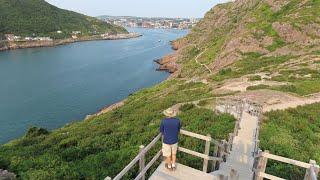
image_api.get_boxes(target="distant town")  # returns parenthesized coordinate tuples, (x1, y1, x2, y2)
(1, 31, 124, 42)
(0, 16, 200, 42)
(98, 16, 201, 29)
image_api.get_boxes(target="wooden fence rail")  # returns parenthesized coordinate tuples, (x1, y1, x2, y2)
(107, 129, 228, 180)
(255, 151, 319, 180)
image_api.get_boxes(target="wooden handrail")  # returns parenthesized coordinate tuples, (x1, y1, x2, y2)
(109, 129, 227, 180)
(134, 150, 162, 180)
(178, 147, 223, 161)
(106, 130, 227, 180)
(260, 152, 312, 169)
(180, 129, 222, 147)
(257, 172, 286, 180)
(255, 151, 319, 180)
(112, 134, 161, 180)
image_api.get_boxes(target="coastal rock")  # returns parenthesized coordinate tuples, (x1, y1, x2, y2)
(155, 54, 179, 73)
(95, 100, 125, 116)
(171, 39, 188, 50)
(0, 169, 16, 180)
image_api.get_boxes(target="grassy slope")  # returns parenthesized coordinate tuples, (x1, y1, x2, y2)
(0, 0, 127, 38)
(0, 80, 235, 179)
(260, 103, 320, 179)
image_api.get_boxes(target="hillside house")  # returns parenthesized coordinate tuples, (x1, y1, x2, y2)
(72, 31, 81, 35)
(5, 34, 15, 41)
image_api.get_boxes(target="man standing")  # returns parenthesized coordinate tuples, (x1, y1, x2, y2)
(160, 108, 181, 171)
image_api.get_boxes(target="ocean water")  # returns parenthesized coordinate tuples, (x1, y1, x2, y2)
(0, 28, 188, 144)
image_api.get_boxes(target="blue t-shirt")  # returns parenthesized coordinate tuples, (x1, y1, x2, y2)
(160, 118, 181, 144)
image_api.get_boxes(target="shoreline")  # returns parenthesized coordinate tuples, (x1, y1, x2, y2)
(0, 33, 141, 52)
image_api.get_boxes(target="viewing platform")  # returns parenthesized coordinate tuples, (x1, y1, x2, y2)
(106, 99, 319, 180)
(150, 162, 217, 180)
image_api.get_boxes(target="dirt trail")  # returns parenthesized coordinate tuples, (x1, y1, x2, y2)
(195, 48, 213, 74)
(263, 93, 320, 112)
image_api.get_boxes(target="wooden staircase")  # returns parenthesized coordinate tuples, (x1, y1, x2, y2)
(211, 110, 258, 180)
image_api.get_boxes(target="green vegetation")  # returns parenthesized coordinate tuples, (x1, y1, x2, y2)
(26, 127, 49, 138)
(211, 55, 292, 82)
(260, 103, 320, 179)
(271, 68, 320, 95)
(248, 75, 262, 81)
(246, 84, 270, 91)
(179, 103, 195, 112)
(0, 0, 127, 39)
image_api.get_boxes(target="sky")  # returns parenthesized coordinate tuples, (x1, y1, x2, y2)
(45, 0, 229, 18)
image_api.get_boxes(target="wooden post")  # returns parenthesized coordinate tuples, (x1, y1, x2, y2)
(256, 150, 269, 180)
(216, 140, 224, 169)
(254, 140, 260, 156)
(211, 143, 219, 171)
(229, 169, 239, 180)
(234, 121, 240, 136)
(222, 140, 228, 156)
(202, 134, 211, 172)
(139, 145, 145, 180)
(304, 160, 319, 180)
(227, 133, 234, 152)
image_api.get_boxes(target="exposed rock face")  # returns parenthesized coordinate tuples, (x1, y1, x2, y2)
(303, 23, 320, 38)
(171, 39, 187, 50)
(211, 52, 242, 73)
(0, 169, 16, 180)
(272, 22, 312, 45)
(155, 54, 179, 73)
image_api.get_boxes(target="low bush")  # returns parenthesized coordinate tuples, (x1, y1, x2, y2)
(260, 103, 320, 179)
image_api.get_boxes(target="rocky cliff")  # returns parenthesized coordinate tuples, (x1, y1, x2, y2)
(161, 0, 320, 79)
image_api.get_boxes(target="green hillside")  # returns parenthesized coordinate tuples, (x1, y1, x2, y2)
(0, 0, 320, 179)
(0, 0, 127, 38)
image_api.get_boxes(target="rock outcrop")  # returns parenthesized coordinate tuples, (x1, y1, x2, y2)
(0, 169, 16, 180)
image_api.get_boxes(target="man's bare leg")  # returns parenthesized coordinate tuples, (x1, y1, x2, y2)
(172, 154, 177, 170)
(172, 155, 176, 164)
(166, 156, 172, 168)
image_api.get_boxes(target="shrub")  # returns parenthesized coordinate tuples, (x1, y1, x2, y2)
(246, 84, 270, 90)
(248, 75, 262, 81)
(179, 103, 195, 112)
(26, 127, 49, 138)
(260, 103, 320, 179)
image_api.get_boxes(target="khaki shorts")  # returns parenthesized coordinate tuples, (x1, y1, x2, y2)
(162, 143, 178, 157)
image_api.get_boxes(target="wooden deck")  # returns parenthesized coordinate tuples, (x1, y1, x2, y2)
(149, 162, 218, 180)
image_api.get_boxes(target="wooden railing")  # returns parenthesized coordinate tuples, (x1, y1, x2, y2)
(106, 129, 228, 180)
(254, 151, 319, 180)
(215, 98, 246, 154)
